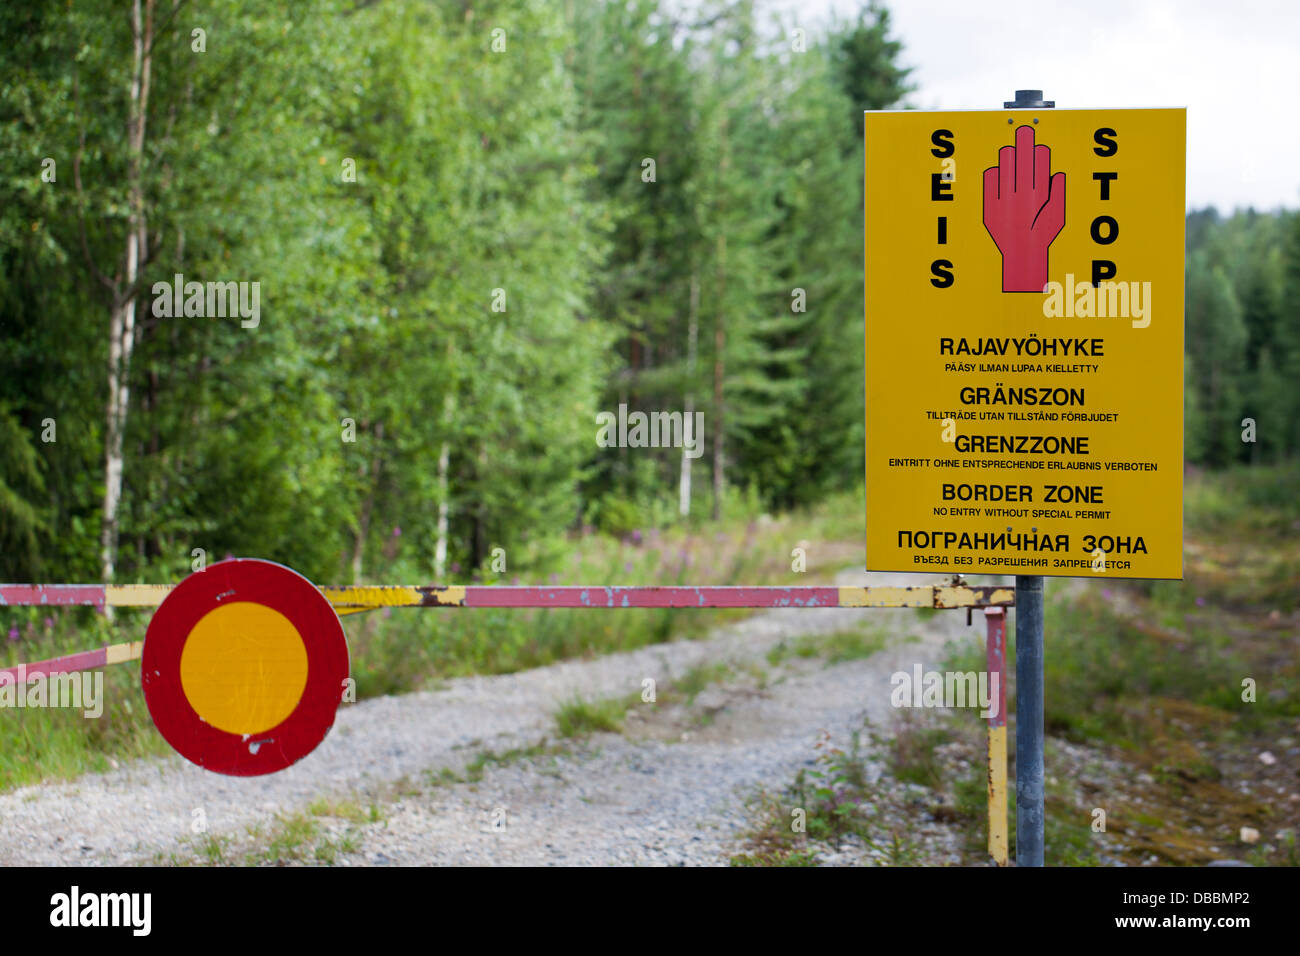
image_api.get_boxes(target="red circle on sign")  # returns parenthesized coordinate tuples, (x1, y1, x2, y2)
(141, 558, 350, 777)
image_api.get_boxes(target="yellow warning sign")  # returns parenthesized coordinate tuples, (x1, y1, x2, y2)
(864, 108, 1185, 579)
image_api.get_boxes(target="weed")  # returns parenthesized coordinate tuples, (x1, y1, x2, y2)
(767, 627, 888, 666)
(733, 725, 918, 866)
(197, 833, 229, 864)
(464, 741, 566, 781)
(243, 812, 362, 866)
(553, 695, 631, 737)
(671, 662, 733, 704)
(887, 714, 949, 790)
(306, 798, 375, 824)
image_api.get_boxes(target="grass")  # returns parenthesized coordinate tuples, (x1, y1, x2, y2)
(553, 694, 633, 737)
(345, 486, 868, 693)
(552, 660, 760, 739)
(197, 833, 231, 864)
(910, 462, 1300, 865)
(462, 741, 566, 781)
(663, 662, 734, 704)
(248, 812, 362, 865)
(766, 626, 890, 667)
(156, 808, 367, 867)
(418, 740, 568, 789)
(866, 708, 1112, 867)
(9, 463, 1296, 867)
(730, 726, 923, 866)
(0, 609, 172, 793)
(1181, 463, 1299, 611)
(307, 798, 384, 824)
(0, 486, 867, 793)
(887, 717, 951, 790)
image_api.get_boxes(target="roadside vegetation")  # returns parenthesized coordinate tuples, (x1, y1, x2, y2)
(0, 489, 862, 791)
(744, 463, 1298, 866)
(730, 726, 930, 866)
(9, 464, 1297, 871)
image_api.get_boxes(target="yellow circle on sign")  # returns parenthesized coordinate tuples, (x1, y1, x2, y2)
(179, 602, 309, 736)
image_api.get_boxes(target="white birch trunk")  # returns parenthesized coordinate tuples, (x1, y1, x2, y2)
(434, 384, 456, 580)
(679, 270, 699, 517)
(100, 0, 154, 590)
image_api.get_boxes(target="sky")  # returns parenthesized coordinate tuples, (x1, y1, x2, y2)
(763, 0, 1300, 212)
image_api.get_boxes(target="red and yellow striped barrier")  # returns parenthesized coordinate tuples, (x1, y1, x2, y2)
(3, 582, 1015, 615)
(2, 574, 1013, 853)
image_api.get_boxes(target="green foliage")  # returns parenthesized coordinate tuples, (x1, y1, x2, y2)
(0, 402, 46, 578)
(0, 633, 171, 791)
(0, 0, 1289, 655)
(731, 725, 923, 866)
(1185, 208, 1298, 465)
(553, 694, 630, 737)
(888, 720, 949, 789)
(831, 2, 915, 138)
(1184, 462, 1300, 537)
(766, 625, 888, 665)
(669, 662, 734, 704)
(571, 1, 909, 516)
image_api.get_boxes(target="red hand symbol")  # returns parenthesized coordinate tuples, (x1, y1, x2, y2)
(982, 125, 1065, 292)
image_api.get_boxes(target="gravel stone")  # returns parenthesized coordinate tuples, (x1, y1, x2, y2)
(0, 570, 1002, 865)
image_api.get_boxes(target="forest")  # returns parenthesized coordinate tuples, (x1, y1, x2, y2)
(1, 0, 1296, 589)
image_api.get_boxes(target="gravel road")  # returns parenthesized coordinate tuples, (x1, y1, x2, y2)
(0, 570, 1000, 866)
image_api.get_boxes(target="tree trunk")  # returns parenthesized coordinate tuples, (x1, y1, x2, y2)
(100, 0, 154, 589)
(434, 388, 455, 580)
(472, 445, 488, 569)
(351, 421, 383, 584)
(679, 269, 698, 517)
(712, 117, 729, 521)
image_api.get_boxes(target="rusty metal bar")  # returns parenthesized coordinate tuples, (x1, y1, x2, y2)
(2, 582, 1016, 681)
(0, 640, 143, 685)
(1, 582, 1016, 613)
(984, 607, 1009, 866)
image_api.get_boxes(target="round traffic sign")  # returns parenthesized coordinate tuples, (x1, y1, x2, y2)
(141, 558, 349, 776)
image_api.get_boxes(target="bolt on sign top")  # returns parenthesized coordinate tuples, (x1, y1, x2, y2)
(864, 108, 1186, 580)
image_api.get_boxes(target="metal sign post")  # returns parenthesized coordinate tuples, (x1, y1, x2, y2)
(1004, 89, 1050, 868)
(1015, 569, 1044, 866)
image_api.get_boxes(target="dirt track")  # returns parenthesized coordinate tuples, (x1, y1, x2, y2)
(0, 570, 994, 866)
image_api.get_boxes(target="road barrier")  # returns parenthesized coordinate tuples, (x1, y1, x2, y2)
(1, 569, 1014, 862)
